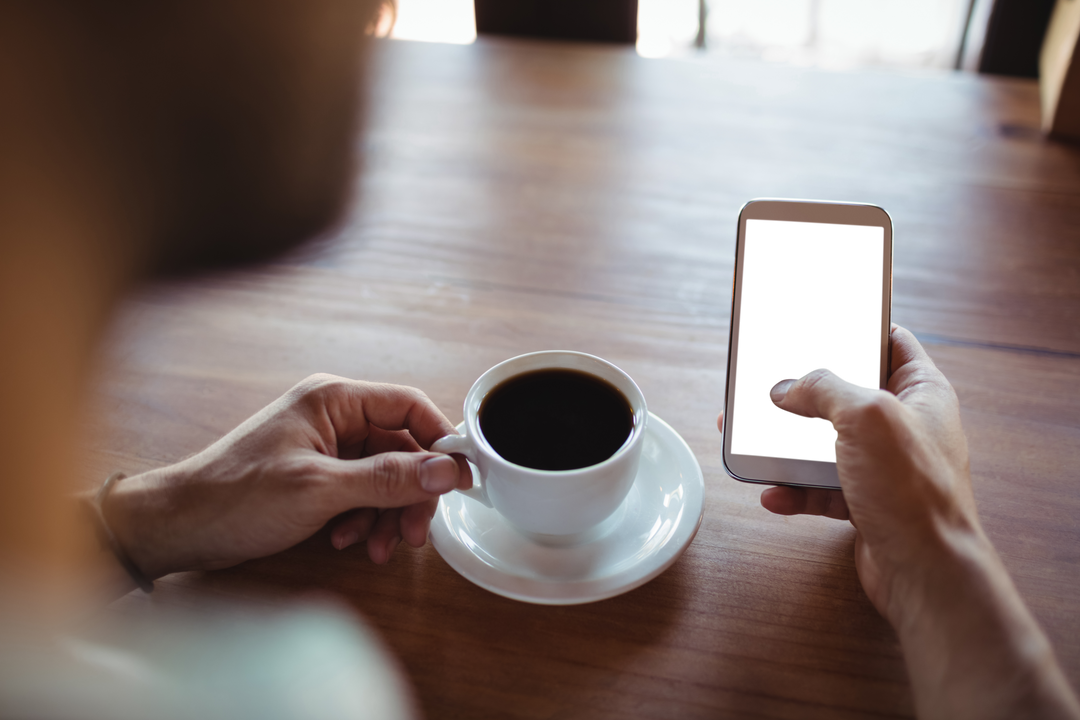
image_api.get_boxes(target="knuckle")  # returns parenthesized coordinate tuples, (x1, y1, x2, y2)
(368, 453, 415, 502)
(272, 454, 332, 503)
(387, 384, 437, 420)
(290, 373, 356, 411)
(282, 454, 325, 486)
(389, 383, 430, 407)
(845, 391, 901, 431)
(797, 369, 832, 395)
(782, 369, 831, 411)
(289, 373, 338, 401)
(294, 373, 340, 394)
(406, 385, 431, 402)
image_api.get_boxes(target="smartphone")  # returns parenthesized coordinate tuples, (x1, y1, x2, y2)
(722, 199, 893, 489)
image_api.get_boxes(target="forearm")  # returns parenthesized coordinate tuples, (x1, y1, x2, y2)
(892, 526, 1080, 720)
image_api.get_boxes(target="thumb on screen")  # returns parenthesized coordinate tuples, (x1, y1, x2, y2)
(770, 369, 878, 423)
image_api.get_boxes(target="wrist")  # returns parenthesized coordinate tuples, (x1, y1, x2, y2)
(87, 472, 156, 592)
(100, 465, 186, 581)
(884, 517, 999, 635)
(887, 523, 1075, 719)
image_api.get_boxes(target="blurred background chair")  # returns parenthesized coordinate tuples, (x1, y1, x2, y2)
(1039, 0, 1080, 140)
(473, 0, 638, 44)
(978, 0, 1057, 76)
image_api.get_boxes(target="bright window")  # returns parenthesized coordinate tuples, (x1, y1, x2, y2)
(387, 0, 974, 71)
(389, 0, 477, 44)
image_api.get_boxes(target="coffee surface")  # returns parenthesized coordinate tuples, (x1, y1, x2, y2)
(478, 368, 634, 471)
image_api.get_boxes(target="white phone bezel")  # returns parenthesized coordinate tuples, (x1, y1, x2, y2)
(722, 198, 893, 489)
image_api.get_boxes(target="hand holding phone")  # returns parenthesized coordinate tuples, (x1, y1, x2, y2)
(722, 199, 892, 489)
(725, 226, 1080, 720)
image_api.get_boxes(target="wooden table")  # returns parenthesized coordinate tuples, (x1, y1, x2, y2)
(90, 38, 1080, 719)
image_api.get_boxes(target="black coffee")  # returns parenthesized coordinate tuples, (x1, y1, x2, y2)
(478, 368, 634, 471)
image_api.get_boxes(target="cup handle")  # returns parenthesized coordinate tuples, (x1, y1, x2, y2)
(430, 432, 493, 508)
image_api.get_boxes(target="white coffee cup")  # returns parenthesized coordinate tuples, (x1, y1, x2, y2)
(431, 351, 648, 540)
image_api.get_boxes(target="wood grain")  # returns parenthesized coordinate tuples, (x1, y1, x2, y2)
(92, 38, 1080, 719)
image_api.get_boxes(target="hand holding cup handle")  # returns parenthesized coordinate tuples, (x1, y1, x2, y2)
(430, 432, 493, 508)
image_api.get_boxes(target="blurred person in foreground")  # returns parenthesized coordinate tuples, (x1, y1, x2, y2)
(0, 2, 456, 718)
(0, 2, 1076, 720)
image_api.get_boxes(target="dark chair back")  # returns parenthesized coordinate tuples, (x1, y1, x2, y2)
(474, 0, 638, 44)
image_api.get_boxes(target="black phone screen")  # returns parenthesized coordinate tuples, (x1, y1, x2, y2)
(730, 222, 881, 459)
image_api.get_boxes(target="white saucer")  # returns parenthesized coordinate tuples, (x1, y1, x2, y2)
(429, 413, 705, 605)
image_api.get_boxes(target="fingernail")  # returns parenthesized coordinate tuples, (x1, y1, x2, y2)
(420, 455, 458, 493)
(770, 379, 794, 404)
(377, 535, 401, 565)
(336, 531, 360, 550)
(375, 533, 401, 565)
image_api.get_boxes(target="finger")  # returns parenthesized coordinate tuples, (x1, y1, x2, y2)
(452, 453, 473, 491)
(367, 508, 404, 564)
(889, 324, 936, 377)
(887, 325, 954, 401)
(362, 427, 421, 457)
(770, 369, 878, 423)
(319, 451, 462, 512)
(329, 507, 378, 550)
(760, 486, 850, 520)
(716, 411, 724, 434)
(338, 427, 419, 460)
(292, 376, 459, 451)
(400, 499, 438, 548)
